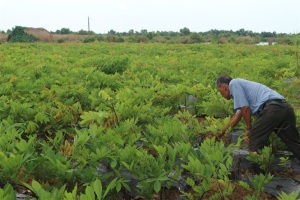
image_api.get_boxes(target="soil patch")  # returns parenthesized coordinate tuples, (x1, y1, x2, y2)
(24, 27, 53, 42)
(0, 33, 8, 43)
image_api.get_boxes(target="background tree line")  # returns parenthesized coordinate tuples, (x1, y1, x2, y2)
(1, 26, 299, 45)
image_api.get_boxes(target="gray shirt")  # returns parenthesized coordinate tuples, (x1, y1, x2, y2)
(229, 78, 284, 115)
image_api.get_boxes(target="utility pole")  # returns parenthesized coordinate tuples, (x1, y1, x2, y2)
(88, 16, 90, 34)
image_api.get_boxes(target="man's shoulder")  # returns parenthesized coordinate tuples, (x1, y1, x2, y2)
(230, 78, 247, 85)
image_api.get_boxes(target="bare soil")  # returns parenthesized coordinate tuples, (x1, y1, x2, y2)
(0, 33, 8, 43)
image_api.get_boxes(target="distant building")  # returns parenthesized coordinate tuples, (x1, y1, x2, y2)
(256, 42, 276, 46)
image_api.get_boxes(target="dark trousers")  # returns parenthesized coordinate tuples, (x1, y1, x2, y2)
(249, 102, 300, 162)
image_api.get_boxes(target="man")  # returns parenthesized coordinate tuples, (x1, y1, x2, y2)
(216, 74, 300, 162)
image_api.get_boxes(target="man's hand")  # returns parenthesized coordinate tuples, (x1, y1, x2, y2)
(244, 129, 251, 143)
(220, 111, 242, 136)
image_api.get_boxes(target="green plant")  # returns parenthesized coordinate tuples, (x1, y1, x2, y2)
(82, 37, 96, 43)
(278, 156, 290, 171)
(0, 183, 16, 200)
(277, 190, 299, 200)
(199, 87, 233, 118)
(238, 180, 251, 191)
(243, 194, 260, 200)
(22, 178, 128, 200)
(182, 137, 235, 199)
(121, 144, 179, 198)
(80, 55, 129, 74)
(0, 42, 299, 199)
(23, 180, 66, 200)
(78, 178, 126, 200)
(8, 26, 39, 42)
(0, 152, 24, 184)
(248, 173, 273, 198)
(246, 146, 274, 174)
(0, 129, 36, 185)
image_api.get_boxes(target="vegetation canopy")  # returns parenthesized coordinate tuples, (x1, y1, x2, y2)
(0, 42, 299, 199)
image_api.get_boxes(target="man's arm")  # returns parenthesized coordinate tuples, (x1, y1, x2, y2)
(221, 110, 242, 134)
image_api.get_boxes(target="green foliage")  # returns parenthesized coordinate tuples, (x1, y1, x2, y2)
(80, 55, 129, 74)
(181, 138, 235, 199)
(277, 190, 300, 200)
(8, 26, 39, 43)
(0, 43, 299, 199)
(23, 180, 66, 200)
(248, 173, 273, 196)
(22, 178, 124, 200)
(79, 111, 110, 126)
(278, 156, 290, 171)
(246, 146, 274, 174)
(0, 183, 16, 200)
(82, 37, 96, 43)
(120, 144, 179, 198)
(60, 28, 71, 34)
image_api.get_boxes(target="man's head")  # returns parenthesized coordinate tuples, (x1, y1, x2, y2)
(216, 75, 232, 100)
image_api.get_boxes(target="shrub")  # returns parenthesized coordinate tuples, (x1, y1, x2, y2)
(56, 38, 68, 43)
(8, 26, 39, 43)
(82, 37, 96, 43)
(96, 35, 105, 42)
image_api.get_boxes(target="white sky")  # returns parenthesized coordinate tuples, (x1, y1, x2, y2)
(1, 0, 299, 34)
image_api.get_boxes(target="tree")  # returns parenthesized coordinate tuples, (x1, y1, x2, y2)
(61, 28, 71, 34)
(180, 27, 190, 36)
(146, 32, 155, 40)
(128, 29, 134, 36)
(140, 29, 148, 35)
(108, 29, 116, 35)
(190, 33, 204, 43)
(78, 29, 89, 35)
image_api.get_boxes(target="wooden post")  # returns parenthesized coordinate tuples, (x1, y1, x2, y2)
(88, 17, 90, 34)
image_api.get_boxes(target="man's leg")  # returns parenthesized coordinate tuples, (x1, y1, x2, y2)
(275, 103, 300, 162)
(249, 104, 284, 151)
(248, 104, 288, 173)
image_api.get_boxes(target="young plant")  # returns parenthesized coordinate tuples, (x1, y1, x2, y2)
(246, 146, 274, 174)
(181, 156, 213, 199)
(248, 173, 273, 198)
(278, 156, 290, 171)
(121, 144, 179, 199)
(23, 180, 66, 200)
(0, 183, 16, 200)
(182, 137, 235, 199)
(78, 178, 126, 200)
(0, 151, 26, 185)
(277, 190, 300, 200)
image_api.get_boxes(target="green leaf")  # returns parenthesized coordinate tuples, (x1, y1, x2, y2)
(154, 180, 161, 193)
(25, 121, 38, 133)
(98, 90, 112, 100)
(103, 178, 117, 198)
(121, 182, 131, 192)
(186, 177, 195, 187)
(91, 179, 102, 200)
(110, 160, 117, 169)
(116, 183, 122, 193)
(85, 186, 95, 200)
(64, 192, 74, 200)
(1, 183, 16, 200)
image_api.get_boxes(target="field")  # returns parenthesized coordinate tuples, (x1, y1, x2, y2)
(0, 42, 299, 199)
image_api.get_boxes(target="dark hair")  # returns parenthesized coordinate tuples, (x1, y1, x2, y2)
(216, 74, 232, 87)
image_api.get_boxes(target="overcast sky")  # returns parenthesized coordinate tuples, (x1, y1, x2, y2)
(1, 0, 299, 34)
